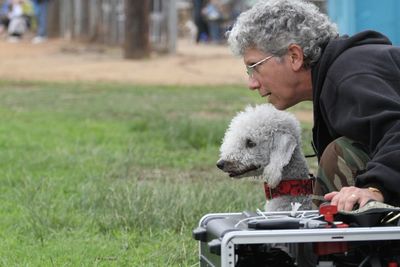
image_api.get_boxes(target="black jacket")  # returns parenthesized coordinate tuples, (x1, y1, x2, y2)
(312, 30, 400, 205)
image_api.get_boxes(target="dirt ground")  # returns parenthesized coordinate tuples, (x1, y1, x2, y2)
(0, 37, 248, 86)
(0, 37, 312, 122)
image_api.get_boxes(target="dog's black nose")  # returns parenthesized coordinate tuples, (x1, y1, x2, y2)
(216, 160, 225, 170)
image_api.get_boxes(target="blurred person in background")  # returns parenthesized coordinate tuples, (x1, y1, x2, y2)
(0, 0, 11, 34)
(6, 0, 27, 42)
(21, 0, 33, 30)
(193, 0, 209, 43)
(202, 0, 222, 43)
(31, 0, 48, 44)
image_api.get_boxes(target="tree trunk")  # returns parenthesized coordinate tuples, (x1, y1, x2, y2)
(47, 0, 60, 37)
(124, 0, 150, 59)
(80, 0, 90, 40)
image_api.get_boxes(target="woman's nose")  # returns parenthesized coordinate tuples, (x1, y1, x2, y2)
(248, 76, 260, 90)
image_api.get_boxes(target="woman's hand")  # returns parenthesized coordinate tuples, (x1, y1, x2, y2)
(324, 186, 384, 211)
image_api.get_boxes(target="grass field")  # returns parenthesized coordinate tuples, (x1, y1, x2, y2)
(0, 81, 315, 266)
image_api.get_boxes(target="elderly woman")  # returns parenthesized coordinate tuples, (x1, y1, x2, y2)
(227, 0, 400, 211)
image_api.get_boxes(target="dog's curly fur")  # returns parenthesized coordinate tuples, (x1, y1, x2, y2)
(217, 104, 312, 211)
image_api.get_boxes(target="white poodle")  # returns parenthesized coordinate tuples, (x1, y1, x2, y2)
(217, 104, 313, 211)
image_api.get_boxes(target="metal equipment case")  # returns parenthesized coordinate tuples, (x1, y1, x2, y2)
(193, 210, 400, 267)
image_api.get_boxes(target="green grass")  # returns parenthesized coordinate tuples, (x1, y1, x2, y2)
(0, 81, 315, 266)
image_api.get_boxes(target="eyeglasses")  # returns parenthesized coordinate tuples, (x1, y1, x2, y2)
(246, 55, 274, 77)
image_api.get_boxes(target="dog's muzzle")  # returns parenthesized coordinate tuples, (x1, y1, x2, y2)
(216, 159, 260, 177)
(216, 159, 226, 170)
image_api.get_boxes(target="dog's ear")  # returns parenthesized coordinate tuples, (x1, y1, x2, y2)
(263, 134, 297, 188)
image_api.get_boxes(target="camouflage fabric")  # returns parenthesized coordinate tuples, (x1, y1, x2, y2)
(312, 137, 370, 208)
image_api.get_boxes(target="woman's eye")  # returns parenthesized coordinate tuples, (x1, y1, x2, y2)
(245, 139, 256, 148)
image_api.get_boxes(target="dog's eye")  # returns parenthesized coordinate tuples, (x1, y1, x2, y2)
(245, 138, 256, 148)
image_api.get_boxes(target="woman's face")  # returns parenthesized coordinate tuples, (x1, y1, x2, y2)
(243, 47, 311, 110)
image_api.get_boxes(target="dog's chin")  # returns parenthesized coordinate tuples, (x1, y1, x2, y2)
(228, 166, 262, 178)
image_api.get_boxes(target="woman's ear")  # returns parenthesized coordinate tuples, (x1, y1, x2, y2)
(287, 44, 304, 71)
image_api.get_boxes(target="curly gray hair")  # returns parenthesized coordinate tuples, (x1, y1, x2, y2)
(227, 0, 338, 68)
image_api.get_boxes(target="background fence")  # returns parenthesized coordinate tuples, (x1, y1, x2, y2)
(45, 0, 326, 52)
(48, 0, 179, 52)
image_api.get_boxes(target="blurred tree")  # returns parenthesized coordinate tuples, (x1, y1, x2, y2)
(124, 0, 150, 59)
(80, 0, 90, 41)
(47, 0, 60, 37)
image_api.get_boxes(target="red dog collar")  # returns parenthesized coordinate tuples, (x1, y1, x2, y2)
(264, 176, 314, 200)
